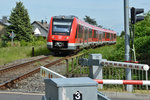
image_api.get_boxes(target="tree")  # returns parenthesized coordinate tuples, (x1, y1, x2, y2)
(120, 31, 125, 37)
(131, 11, 150, 64)
(7, 2, 33, 41)
(83, 16, 98, 26)
(134, 11, 150, 38)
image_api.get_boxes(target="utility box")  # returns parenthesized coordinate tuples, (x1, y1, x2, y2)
(44, 77, 98, 100)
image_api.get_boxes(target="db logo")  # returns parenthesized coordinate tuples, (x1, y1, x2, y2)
(58, 36, 62, 39)
(73, 91, 82, 100)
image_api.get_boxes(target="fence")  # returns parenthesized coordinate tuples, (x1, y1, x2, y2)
(41, 53, 150, 91)
(66, 53, 150, 91)
(65, 53, 89, 77)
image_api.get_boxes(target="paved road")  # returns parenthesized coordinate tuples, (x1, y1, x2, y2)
(0, 93, 42, 100)
(0, 92, 150, 100)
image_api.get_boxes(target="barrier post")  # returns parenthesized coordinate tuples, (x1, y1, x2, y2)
(146, 71, 148, 90)
(89, 54, 103, 89)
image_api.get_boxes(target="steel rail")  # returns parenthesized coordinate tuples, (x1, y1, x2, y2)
(0, 53, 84, 89)
(0, 56, 50, 75)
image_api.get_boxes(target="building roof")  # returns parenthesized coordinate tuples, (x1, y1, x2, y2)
(0, 16, 10, 26)
(32, 21, 49, 32)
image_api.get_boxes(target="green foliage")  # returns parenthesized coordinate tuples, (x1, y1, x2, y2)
(83, 15, 98, 26)
(0, 37, 46, 47)
(133, 11, 150, 64)
(0, 40, 8, 47)
(33, 46, 50, 56)
(134, 11, 150, 38)
(134, 36, 150, 62)
(80, 37, 125, 61)
(109, 38, 125, 61)
(0, 45, 50, 65)
(120, 31, 125, 37)
(6, 1, 33, 42)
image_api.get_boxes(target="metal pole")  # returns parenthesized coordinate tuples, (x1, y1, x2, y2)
(11, 31, 14, 46)
(124, 0, 133, 92)
(89, 54, 103, 89)
(146, 71, 148, 90)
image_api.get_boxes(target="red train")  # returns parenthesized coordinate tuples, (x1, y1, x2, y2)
(47, 15, 116, 53)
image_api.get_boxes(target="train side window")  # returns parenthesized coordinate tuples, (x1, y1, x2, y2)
(89, 29, 92, 38)
(103, 32, 105, 39)
(94, 30, 97, 38)
(99, 31, 102, 40)
(78, 25, 80, 38)
(114, 34, 116, 39)
(75, 25, 79, 38)
(106, 33, 110, 39)
(111, 33, 113, 40)
(78, 25, 83, 38)
(84, 27, 88, 40)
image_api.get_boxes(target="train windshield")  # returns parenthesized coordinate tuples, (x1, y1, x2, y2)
(52, 19, 73, 35)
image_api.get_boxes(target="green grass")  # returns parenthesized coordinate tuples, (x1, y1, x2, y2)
(0, 45, 50, 66)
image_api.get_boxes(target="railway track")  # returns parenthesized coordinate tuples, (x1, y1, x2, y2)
(0, 54, 75, 89)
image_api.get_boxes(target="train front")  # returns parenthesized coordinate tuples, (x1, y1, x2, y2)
(47, 16, 77, 53)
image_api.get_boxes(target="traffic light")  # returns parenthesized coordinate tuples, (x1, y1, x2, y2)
(131, 7, 144, 24)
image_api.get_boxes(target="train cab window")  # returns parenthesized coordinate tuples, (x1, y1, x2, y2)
(52, 19, 73, 35)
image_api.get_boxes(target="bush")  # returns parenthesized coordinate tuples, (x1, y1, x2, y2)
(0, 40, 8, 47)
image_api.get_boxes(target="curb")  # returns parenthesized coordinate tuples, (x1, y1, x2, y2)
(103, 91, 150, 99)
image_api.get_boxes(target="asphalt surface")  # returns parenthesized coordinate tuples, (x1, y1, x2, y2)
(0, 91, 150, 100)
(0, 93, 42, 100)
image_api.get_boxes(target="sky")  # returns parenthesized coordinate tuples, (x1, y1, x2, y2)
(0, 0, 150, 34)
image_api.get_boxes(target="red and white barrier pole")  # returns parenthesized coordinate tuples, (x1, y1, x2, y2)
(101, 60, 149, 71)
(94, 79, 150, 85)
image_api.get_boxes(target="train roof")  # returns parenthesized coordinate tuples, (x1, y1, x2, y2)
(53, 15, 78, 20)
(52, 15, 116, 34)
(76, 18, 116, 34)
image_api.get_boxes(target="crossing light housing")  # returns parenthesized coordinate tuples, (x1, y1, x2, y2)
(131, 7, 144, 24)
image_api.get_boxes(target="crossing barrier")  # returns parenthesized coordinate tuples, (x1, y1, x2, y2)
(94, 79, 150, 85)
(101, 61, 149, 71)
(78, 54, 150, 91)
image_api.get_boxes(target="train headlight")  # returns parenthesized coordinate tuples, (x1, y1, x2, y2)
(66, 37, 69, 39)
(52, 36, 54, 39)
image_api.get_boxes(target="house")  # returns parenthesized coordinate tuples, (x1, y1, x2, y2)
(0, 16, 10, 37)
(32, 20, 49, 38)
